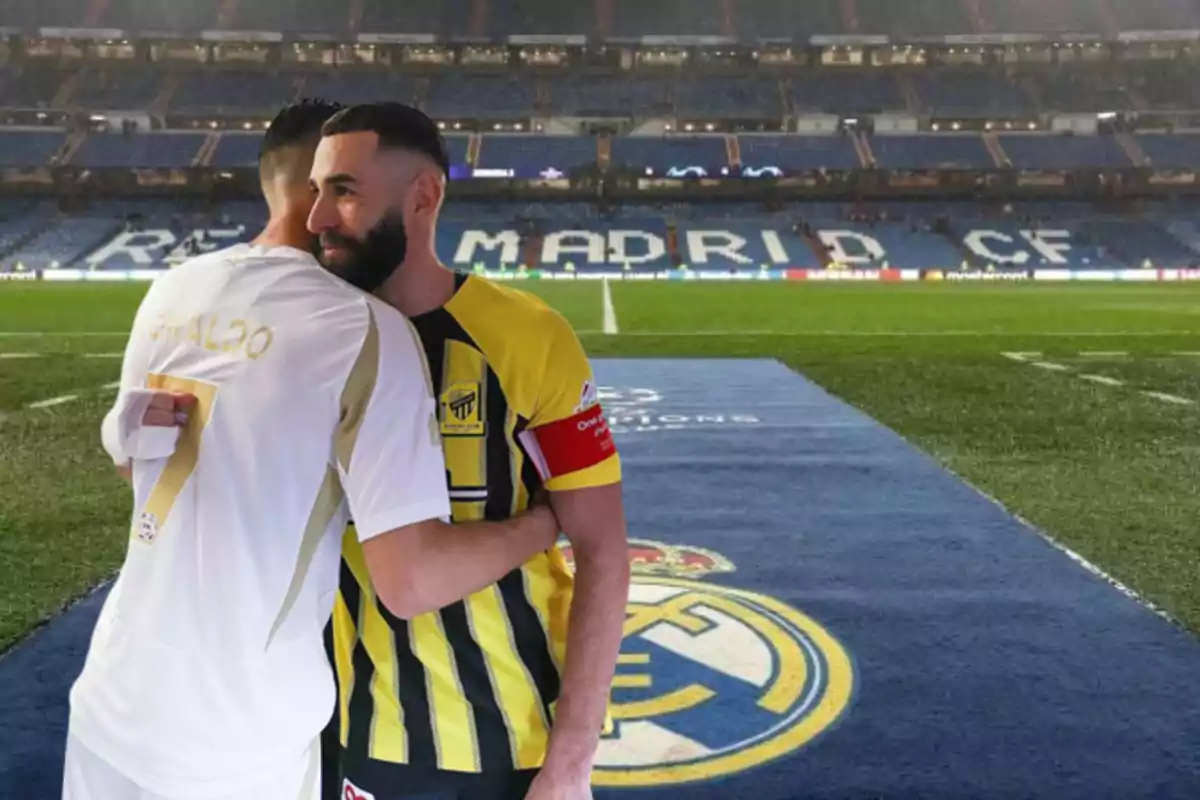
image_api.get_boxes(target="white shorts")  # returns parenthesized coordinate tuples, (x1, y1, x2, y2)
(61, 733, 321, 800)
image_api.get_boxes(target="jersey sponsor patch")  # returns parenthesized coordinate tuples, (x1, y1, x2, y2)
(519, 403, 615, 481)
(575, 378, 599, 412)
(342, 779, 376, 800)
(136, 510, 161, 544)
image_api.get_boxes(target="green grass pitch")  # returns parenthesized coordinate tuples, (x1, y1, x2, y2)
(1, 281, 1198, 652)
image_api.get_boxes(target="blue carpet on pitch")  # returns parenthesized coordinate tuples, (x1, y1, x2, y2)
(2, 358, 1198, 800)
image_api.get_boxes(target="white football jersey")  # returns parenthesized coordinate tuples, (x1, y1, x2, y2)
(69, 243, 451, 798)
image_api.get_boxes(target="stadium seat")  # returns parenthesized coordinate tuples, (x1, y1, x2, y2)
(609, 136, 730, 177)
(1036, 66, 1133, 113)
(738, 134, 861, 172)
(869, 135, 994, 170)
(673, 76, 783, 120)
(0, 205, 52, 258)
(72, 132, 209, 169)
(73, 70, 163, 111)
(0, 130, 66, 167)
(475, 135, 598, 177)
(1073, 218, 1199, 268)
(855, 0, 973, 36)
(172, 71, 299, 114)
(0, 67, 71, 110)
(1136, 134, 1200, 171)
(302, 72, 418, 107)
(5, 216, 124, 270)
(0, 0, 85, 28)
(424, 73, 538, 119)
(734, 0, 843, 39)
(977, 0, 1106, 34)
(793, 71, 906, 115)
(231, 0, 349, 34)
(1106, 0, 1200, 30)
(102, 0, 218, 30)
(612, 0, 725, 37)
(548, 75, 669, 117)
(503, 0, 594, 36)
(444, 135, 470, 169)
(210, 132, 265, 169)
(912, 71, 1030, 115)
(359, 0, 466, 35)
(997, 134, 1132, 170)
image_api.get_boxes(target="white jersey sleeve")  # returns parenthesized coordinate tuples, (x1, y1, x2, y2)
(336, 300, 451, 542)
(99, 278, 178, 465)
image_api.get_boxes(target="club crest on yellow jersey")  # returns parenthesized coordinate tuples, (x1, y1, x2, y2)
(558, 539, 855, 788)
(439, 381, 485, 437)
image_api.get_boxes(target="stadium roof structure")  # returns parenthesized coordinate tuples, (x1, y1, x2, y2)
(1, 0, 1200, 46)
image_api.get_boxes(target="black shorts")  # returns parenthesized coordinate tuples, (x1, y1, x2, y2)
(332, 754, 539, 800)
(321, 720, 538, 800)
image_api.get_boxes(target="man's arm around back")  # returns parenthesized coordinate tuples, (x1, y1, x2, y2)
(337, 301, 560, 620)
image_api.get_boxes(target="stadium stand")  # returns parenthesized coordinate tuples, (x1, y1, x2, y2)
(734, 0, 844, 40)
(1137, 133, 1200, 171)
(869, 135, 994, 170)
(611, 0, 726, 38)
(424, 73, 539, 119)
(172, 70, 300, 115)
(1, 0, 1199, 279)
(738, 134, 861, 172)
(793, 72, 906, 115)
(302, 73, 419, 108)
(359, 0, 470, 34)
(911, 71, 1031, 116)
(0, 130, 67, 167)
(0, 67, 70, 110)
(71, 132, 209, 169)
(996, 134, 1132, 170)
(855, 0, 974, 37)
(549, 75, 670, 117)
(210, 132, 266, 169)
(475, 135, 599, 177)
(3, 199, 1190, 274)
(610, 136, 731, 177)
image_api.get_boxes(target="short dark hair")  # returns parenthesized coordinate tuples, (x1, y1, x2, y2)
(260, 98, 346, 164)
(320, 102, 450, 177)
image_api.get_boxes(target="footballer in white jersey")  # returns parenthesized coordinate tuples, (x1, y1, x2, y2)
(68, 243, 451, 798)
(63, 100, 560, 800)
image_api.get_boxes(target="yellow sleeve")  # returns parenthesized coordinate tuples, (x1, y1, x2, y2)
(530, 311, 621, 492)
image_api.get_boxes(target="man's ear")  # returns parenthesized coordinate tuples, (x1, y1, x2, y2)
(411, 168, 446, 220)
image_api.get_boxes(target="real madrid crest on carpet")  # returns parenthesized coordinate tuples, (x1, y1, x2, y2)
(559, 539, 855, 788)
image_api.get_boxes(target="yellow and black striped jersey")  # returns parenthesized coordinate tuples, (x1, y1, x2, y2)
(330, 272, 622, 773)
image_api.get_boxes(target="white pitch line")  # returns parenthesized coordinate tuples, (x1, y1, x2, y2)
(572, 330, 1200, 338)
(83, 353, 122, 358)
(0, 332, 127, 337)
(1078, 351, 1127, 357)
(1000, 352, 1041, 363)
(0, 353, 39, 359)
(28, 394, 80, 409)
(1003, 350, 1196, 408)
(1142, 391, 1195, 406)
(1079, 374, 1125, 387)
(600, 278, 619, 335)
(5, 329, 1199, 339)
(21, 381, 120, 412)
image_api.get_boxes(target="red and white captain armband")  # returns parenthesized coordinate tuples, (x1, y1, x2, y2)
(518, 404, 616, 482)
